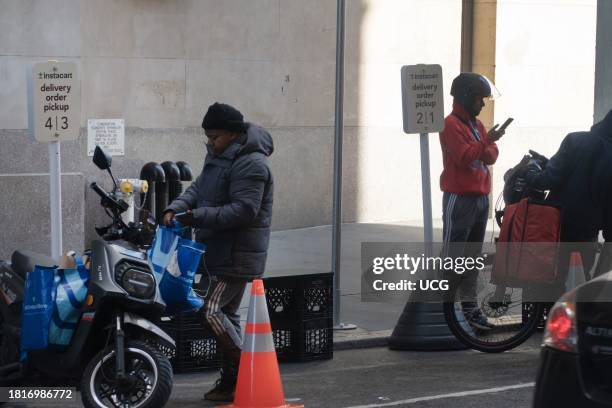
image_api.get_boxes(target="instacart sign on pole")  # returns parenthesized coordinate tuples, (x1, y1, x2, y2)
(30, 61, 80, 142)
(400, 64, 444, 258)
(27, 61, 81, 260)
(401, 64, 444, 134)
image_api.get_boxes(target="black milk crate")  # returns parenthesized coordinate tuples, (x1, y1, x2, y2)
(271, 317, 333, 362)
(158, 317, 178, 343)
(174, 334, 219, 373)
(160, 311, 206, 332)
(158, 312, 219, 373)
(149, 338, 177, 364)
(263, 273, 333, 321)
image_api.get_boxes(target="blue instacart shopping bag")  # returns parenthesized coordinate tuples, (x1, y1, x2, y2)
(21, 265, 57, 350)
(148, 225, 181, 280)
(48, 257, 90, 347)
(159, 237, 206, 314)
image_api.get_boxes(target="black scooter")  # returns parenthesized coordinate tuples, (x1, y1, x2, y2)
(0, 146, 174, 407)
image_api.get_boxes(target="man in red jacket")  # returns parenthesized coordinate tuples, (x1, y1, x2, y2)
(440, 73, 505, 330)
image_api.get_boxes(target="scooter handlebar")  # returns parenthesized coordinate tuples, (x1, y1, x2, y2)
(90, 182, 129, 213)
(90, 181, 109, 199)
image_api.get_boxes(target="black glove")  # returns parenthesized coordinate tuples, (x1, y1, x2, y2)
(523, 160, 542, 182)
(519, 155, 532, 167)
(528, 150, 549, 167)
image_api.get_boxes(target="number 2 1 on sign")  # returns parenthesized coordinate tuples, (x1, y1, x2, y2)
(416, 112, 435, 125)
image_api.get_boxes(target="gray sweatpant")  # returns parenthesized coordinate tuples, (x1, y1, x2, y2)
(442, 192, 489, 302)
(199, 274, 247, 349)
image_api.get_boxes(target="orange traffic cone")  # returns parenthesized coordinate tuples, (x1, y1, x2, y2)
(219, 279, 304, 408)
(565, 251, 586, 292)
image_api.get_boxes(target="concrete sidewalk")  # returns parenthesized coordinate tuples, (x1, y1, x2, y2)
(248, 220, 500, 350)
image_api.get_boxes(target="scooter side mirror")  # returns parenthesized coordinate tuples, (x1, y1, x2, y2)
(93, 145, 112, 170)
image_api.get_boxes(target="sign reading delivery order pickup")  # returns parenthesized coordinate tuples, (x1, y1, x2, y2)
(30, 61, 81, 142)
(401, 64, 444, 134)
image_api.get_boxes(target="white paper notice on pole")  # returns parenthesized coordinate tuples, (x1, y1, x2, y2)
(401, 64, 444, 134)
(87, 119, 125, 156)
(29, 61, 81, 142)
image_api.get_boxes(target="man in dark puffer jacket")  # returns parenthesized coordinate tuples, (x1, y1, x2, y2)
(526, 109, 612, 285)
(163, 102, 274, 402)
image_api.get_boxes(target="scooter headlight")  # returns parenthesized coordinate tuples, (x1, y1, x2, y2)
(121, 269, 155, 299)
(116, 264, 155, 299)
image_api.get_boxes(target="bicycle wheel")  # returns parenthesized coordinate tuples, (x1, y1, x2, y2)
(443, 274, 544, 353)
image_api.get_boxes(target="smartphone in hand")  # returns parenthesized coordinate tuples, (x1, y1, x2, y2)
(499, 117, 514, 132)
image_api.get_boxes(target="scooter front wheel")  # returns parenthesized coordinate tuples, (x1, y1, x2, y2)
(81, 340, 173, 408)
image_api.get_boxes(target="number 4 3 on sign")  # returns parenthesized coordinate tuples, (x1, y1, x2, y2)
(45, 116, 69, 132)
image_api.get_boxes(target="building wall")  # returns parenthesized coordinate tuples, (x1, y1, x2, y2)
(344, 0, 462, 223)
(0, 0, 463, 259)
(471, 0, 497, 129)
(491, 0, 597, 204)
(0, 0, 605, 259)
(595, 0, 612, 122)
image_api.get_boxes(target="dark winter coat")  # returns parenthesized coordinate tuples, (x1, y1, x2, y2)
(167, 124, 274, 279)
(528, 111, 612, 240)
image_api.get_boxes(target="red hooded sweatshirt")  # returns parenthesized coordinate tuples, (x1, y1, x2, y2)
(439, 103, 498, 195)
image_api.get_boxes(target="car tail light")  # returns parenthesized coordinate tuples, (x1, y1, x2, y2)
(543, 292, 577, 353)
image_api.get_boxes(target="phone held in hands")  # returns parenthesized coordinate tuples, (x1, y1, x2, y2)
(499, 117, 514, 132)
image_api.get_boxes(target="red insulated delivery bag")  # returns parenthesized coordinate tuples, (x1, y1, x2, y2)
(491, 197, 562, 286)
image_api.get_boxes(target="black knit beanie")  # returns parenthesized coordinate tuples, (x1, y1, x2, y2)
(202, 102, 247, 132)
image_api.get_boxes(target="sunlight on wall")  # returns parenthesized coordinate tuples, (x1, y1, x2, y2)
(351, 0, 462, 223)
(492, 0, 597, 207)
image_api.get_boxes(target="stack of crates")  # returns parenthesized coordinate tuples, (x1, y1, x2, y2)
(156, 272, 334, 371)
(263, 272, 334, 362)
(158, 312, 219, 373)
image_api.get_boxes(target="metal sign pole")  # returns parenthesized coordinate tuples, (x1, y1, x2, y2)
(29, 60, 79, 260)
(390, 65, 464, 350)
(49, 140, 62, 259)
(332, 0, 355, 330)
(400, 64, 443, 259)
(419, 133, 433, 258)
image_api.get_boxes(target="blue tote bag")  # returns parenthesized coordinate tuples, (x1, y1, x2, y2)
(148, 225, 181, 280)
(48, 257, 90, 347)
(21, 265, 57, 350)
(159, 238, 206, 314)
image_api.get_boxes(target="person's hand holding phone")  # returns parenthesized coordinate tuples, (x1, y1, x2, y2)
(488, 117, 513, 143)
(174, 210, 194, 226)
(162, 209, 194, 227)
(162, 210, 175, 227)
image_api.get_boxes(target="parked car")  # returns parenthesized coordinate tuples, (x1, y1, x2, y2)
(533, 271, 612, 407)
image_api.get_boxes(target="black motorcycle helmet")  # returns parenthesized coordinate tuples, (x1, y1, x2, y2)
(450, 73, 499, 115)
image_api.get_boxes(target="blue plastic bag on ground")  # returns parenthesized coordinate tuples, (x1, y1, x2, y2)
(48, 257, 90, 347)
(21, 265, 57, 350)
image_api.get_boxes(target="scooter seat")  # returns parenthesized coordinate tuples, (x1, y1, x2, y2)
(10, 250, 56, 280)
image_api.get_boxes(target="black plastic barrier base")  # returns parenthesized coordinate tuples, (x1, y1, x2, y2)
(388, 301, 466, 351)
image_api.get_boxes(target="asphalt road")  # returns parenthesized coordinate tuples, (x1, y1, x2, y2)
(5, 334, 542, 408)
(169, 335, 542, 408)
